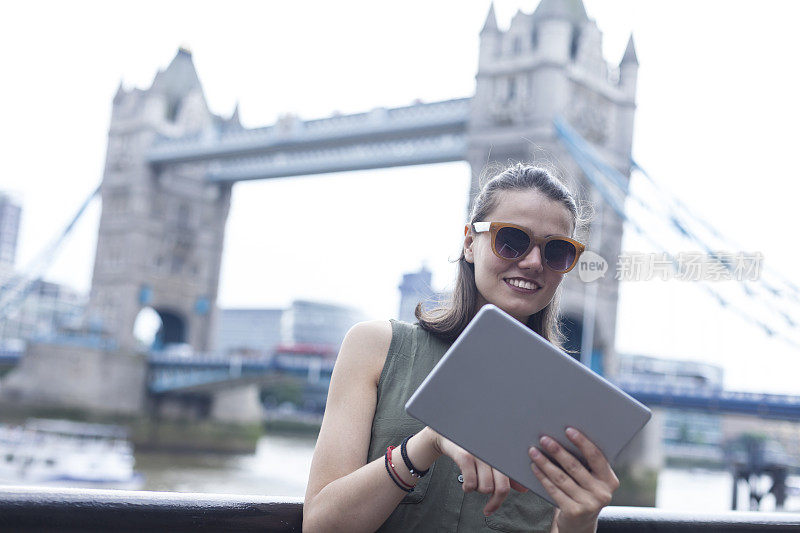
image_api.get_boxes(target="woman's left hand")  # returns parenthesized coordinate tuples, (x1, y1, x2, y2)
(528, 427, 619, 533)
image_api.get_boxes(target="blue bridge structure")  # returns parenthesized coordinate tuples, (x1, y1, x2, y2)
(146, 352, 333, 395)
(3, 349, 800, 421)
(147, 356, 800, 422)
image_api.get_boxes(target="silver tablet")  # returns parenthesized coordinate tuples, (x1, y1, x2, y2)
(405, 304, 651, 506)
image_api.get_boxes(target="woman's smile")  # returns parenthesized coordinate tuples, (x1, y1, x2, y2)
(503, 276, 541, 293)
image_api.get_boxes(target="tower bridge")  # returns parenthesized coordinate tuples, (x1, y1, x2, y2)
(3, 0, 642, 422)
(88, 0, 638, 365)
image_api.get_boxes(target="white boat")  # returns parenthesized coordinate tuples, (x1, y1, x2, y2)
(0, 418, 143, 489)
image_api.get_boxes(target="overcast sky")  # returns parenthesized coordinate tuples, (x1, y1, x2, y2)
(1, 1, 799, 394)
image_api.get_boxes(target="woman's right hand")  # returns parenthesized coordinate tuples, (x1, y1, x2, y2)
(427, 428, 529, 517)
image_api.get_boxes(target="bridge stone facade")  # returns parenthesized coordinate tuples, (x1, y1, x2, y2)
(89, 0, 638, 372)
(87, 49, 232, 353)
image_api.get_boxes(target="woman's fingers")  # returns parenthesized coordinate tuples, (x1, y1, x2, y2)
(475, 460, 495, 494)
(530, 462, 573, 510)
(459, 456, 479, 492)
(483, 468, 511, 516)
(565, 428, 619, 489)
(437, 437, 479, 492)
(536, 435, 596, 490)
(526, 430, 621, 527)
(528, 444, 588, 502)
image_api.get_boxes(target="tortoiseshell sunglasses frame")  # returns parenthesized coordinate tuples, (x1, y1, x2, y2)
(469, 221, 585, 273)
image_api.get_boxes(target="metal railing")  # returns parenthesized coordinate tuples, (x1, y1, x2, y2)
(2, 486, 800, 532)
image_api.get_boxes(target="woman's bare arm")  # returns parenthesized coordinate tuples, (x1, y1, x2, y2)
(302, 320, 441, 532)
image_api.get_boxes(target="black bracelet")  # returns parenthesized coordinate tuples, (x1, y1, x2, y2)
(385, 448, 413, 493)
(400, 435, 429, 478)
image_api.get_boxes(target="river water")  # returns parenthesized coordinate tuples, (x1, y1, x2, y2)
(134, 433, 800, 513)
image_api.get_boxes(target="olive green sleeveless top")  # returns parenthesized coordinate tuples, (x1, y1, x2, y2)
(368, 320, 555, 532)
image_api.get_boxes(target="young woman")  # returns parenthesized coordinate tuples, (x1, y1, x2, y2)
(303, 164, 620, 532)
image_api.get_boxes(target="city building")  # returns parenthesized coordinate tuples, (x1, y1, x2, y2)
(214, 299, 364, 357)
(397, 266, 437, 323)
(0, 192, 21, 272)
(214, 308, 283, 357)
(0, 279, 86, 343)
(281, 300, 364, 350)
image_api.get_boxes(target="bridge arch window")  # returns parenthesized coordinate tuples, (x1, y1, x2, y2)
(177, 203, 191, 229)
(512, 36, 522, 56)
(166, 99, 181, 122)
(507, 77, 517, 102)
(570, 29, 581, 60)
(135, 307, 187, 351)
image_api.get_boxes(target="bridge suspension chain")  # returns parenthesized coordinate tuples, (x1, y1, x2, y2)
(554, 117, 800, 351)
(0, 185, 100, 319)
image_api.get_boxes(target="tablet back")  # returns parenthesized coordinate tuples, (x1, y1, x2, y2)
(405, 304, 651, 506)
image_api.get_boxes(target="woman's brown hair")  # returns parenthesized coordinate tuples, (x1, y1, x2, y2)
(415, 162, 585, 348)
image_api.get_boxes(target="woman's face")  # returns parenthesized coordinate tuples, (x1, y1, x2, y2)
(464, 189, 575, 323)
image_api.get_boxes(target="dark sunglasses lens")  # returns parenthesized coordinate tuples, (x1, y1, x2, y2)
(495, 226, 530, 259)
(544, 239, 577, 271)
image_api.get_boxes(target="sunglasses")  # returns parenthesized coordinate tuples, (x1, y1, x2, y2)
(470, 221, 585, 273)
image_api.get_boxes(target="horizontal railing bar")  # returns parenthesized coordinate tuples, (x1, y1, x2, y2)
(599, 506, 800, 531)
(2, 486, 800, 532)
(0, 486, 302, 532)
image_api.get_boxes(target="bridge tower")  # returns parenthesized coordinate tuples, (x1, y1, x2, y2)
(87, 48, 233, 353)
(468, 0, 638, 373)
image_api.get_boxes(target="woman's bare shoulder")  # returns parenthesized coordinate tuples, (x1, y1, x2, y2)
(337, 320, 392, 384)
(343, 320, 392, 349)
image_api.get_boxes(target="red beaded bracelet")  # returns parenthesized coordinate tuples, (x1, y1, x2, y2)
(386, 445, 415, 490)
(384, 447, 412, 493)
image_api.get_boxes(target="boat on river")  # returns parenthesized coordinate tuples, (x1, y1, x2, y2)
(0, 418, 143, 489)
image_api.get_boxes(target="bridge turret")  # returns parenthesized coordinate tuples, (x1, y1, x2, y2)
(535, 17, 572, 65)
(478, 2, 500, 68)
(113, 80, 126, 105)
(573, 19, 605, 79)
(226, 101, 242, 129)
(619, 34, 639, 98)
(89, 48, 231, 354)
(613, 34, 638, 160)
(533, 0, 588, 62)
(147, 47, 213, 135)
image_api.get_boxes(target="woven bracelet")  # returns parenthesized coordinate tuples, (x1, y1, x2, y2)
(400, 435, 429, 478)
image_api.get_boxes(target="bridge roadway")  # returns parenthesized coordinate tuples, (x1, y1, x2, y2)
(148, 354, 800, 421)
(147, 98, 471, 182)
(4, 350, 800, 420)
